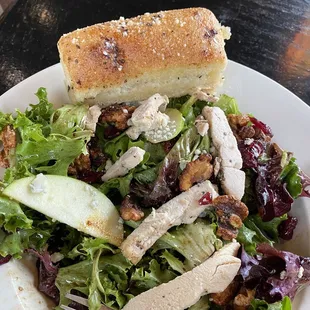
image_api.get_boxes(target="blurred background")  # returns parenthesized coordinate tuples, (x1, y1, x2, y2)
(0, 0, 310, 104)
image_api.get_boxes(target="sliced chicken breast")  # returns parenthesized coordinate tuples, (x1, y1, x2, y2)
(221, 167, 245, 200)
(123, 242, 241, 310)
(120, 180, 218, 264)
(202, 106, 242, 169)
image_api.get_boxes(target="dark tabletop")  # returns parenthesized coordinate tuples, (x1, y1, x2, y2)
(1, 0, 310, 105)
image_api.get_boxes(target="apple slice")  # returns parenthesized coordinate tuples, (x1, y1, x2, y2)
(144, 108, 184, 143)
(2, 174, 124, 246)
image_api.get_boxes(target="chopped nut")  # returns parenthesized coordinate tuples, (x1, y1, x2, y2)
(210, 277, 241, 306)
(120, 195, 144, 221)
(99, 104, 136, 130)
(228, 114, 257, 141)
(253, 126, 272, 142)
(179, 154, 213, 191)
(228, 114, 250, 128)
(212, 195, 249, 240)
(68, 154, 91, 176)
(0, 125, 17, 168)
(238, 126, 255, 140)
(233, 288, 255, 310)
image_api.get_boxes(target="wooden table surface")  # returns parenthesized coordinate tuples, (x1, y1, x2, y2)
(0, 0, 310, 105)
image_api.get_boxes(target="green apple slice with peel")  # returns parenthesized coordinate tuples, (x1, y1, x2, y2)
(145, 108, 184, 143)
(2, 174, 124, 246)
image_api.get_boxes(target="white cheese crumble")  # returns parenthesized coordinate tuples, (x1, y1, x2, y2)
(298, 266, 304, 279)
(29, 173, 48, 194)
(102, 147, 145, 182)
(280, 270, 286, 280)
(105, 159, 113, 171)
(244, 138, 254, 145)
(126, 94, 169, 140)
(195, 116, 209, 137)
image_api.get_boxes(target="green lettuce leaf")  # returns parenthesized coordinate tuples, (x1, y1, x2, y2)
(0, 112, 14, 132)
(172, 126, 201, 170)
(56, 251, 132, 310)
(280, 157, 302, 198)
(134, 167, 158, 184)
(51, 103, 90, 137)
(104, 134, 129, 162)
(155, 220, 222, 271)
(130, 258, 176, 295)
(237, 224, 257, 255)
(239, 214, 287, 254)
(3, 88, 91, 182)
(14, 111, 46, 142)
(68, 237, 116, 260)
(161, 250, 185, 274)
(250, 296, 291, 310)
(0, 226, 51, 258)
(25, 87, 54, 136)
(168, 95, 190, 109)
(16, 137, 86, 175)
(249, 214, 287, 243)
(144, 142, 166, 164)
(0, 196, 32, 233)
(213, 94, 241, 115)
(198, 135, 211, 152)
(180, 96, 197, 117)
(99, 173, 133, 197)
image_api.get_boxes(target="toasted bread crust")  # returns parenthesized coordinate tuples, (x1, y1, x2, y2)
(58, 8, 230, 104)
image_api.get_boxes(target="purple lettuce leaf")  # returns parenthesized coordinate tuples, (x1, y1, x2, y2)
(131, 126, 200, 207)
(300, 171, 310, 198)
(239, 140, 266, 169)
(0, 254, 12, 265)
(27, 248, 59, 302)
(239, 244, 310, 303)
(278, 216, 298, 241)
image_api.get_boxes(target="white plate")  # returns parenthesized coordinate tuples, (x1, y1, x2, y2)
(0, 61, 309, 309)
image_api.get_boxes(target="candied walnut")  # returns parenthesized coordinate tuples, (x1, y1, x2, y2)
(228, 114, 269, 142)
(228, 114, 250, 128)
(0, 125, 17, 168)
(120, 195, 144, 221)
(233, 288, 255, 310)
(238, 126, 255, 140)
(179, 154, 213, 191)
(212, 195, 249, 240)
(210, 277, 241, 306)
(68, 154, 91, 175)
(253, 126, 272, 142)
(99, 104, 136, 130)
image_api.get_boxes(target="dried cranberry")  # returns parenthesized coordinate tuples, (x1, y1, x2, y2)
(249, 117, 273, 136)
(278, 216, 298, 240)
(199, 192, 212, 205)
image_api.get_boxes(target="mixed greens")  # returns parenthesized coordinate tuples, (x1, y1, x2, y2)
(0, 88, 309, 310)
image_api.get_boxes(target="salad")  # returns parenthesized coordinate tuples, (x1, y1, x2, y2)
(0, 88, 309, 310)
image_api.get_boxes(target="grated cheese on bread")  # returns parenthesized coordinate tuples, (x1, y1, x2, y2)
(57, 8, 230, 106)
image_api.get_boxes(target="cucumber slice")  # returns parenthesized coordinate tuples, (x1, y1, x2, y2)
(145, 108, 184, 143)
(3, 174, 124, 246)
